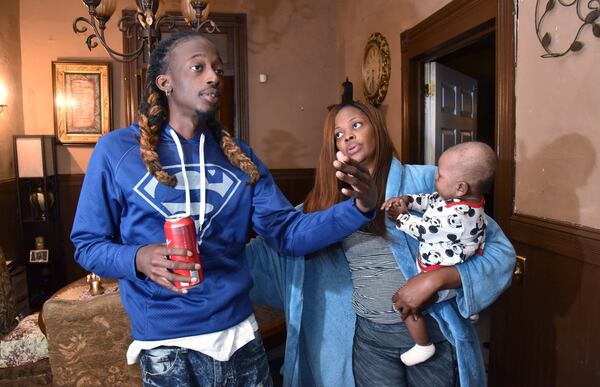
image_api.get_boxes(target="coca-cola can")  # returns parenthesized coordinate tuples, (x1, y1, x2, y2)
(164, 214, 203, 288)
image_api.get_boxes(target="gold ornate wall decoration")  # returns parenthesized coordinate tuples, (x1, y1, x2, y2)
(362, 32, 391, 107)
(52, 62, 111, 144)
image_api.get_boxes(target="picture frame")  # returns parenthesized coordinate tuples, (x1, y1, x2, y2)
(52, 61, 112, 144)
(29, 249, 49, 263)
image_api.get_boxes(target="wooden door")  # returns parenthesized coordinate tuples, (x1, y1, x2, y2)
(424, 62, 478, 165)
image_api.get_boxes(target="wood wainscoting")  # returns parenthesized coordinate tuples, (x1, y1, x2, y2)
(58, 169, 316, 285)
(489, 214, 600, 386)
(271, 168, 315, 207)
(58, 174, 87, 284)
(0, 178, 21, 263)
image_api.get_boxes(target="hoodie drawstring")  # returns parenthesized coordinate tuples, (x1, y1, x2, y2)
(169, 129, 206, 234)
(198, 134, 206, 229)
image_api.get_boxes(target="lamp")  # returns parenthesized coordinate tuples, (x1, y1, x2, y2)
(73, 0, 218, 63)
(13, 136, 57, 221)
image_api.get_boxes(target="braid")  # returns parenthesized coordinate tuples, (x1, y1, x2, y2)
(217, 128, 260, 184)
(137, 31, 199, 187)
(139, 89, 176, 187)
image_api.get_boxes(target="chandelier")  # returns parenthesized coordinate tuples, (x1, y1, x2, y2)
(73, 0, 218, 63)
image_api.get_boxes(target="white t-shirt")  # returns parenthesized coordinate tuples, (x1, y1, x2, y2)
(126, 314, 258, 364)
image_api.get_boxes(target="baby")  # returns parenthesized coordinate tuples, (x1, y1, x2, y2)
(382, 141, 497, 366)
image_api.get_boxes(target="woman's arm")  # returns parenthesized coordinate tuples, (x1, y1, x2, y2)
(392, 216, 516, 319)
(246, 236, 293, 310)
(453, 217, 516, 317)
(392, 266, 459, 320)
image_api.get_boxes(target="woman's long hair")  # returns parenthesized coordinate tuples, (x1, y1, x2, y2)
(304, 102, 398, 236)
(137, 31, 259, 187)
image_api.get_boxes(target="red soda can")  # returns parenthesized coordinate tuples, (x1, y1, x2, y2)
(164, 214, 204, 288)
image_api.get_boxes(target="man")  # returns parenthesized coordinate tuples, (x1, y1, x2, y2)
(71, 31, 377, 386)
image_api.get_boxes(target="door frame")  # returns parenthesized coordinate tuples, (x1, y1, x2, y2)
(400, 0, 515, 230)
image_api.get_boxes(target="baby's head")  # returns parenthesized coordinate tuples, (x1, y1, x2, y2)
(435, 141, 497, 200)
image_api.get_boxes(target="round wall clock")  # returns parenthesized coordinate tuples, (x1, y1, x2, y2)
(362, 32, 391, 107)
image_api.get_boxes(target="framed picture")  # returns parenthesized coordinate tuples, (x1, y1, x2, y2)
(52, 61, 112, 144)
(29, 249, 49, 263)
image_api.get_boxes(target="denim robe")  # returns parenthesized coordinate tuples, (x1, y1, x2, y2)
(247, 158, 516, 387)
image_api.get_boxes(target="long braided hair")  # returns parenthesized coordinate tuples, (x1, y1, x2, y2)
(138, 31, 259, 187)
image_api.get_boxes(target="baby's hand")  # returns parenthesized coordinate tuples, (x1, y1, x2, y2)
(381, 197, 409, 220)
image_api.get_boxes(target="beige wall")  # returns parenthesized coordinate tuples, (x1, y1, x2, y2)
(0, 1, 25, 180)
(19, 0, 129, 174)
(514, 0, 600, 228)
(334, 0, 451, 156)
(17, 0, 339, 172)
(210, 0, 339, 168)
(15, 0, 457, 174)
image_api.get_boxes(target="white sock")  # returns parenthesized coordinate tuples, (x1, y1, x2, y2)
(400, 343, 436, 366)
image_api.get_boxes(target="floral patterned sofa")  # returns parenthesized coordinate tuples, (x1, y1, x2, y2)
(41, 277, 286, 386)
(0, 247, 51, 386)
(41, 278, 142, 386)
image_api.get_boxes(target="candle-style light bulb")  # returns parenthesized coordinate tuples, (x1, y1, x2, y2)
(95, 0, 116, 19)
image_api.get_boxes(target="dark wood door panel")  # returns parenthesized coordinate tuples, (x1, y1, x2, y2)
(490, 240, 600, 386)
(0, 179, 21, 262)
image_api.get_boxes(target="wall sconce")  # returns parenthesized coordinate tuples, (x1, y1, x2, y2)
(0, 84, 7, 114)
(13, 135, 58, 221)
(535, 0, 600, 58)
(73, 0, 218, 63)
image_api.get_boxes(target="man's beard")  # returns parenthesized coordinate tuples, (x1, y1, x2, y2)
(196, 109, 217, 125)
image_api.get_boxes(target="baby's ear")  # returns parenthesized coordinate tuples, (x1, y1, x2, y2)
(456, 181, 470, 197)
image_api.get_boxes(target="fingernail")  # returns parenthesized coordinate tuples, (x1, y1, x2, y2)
(191, 277, 198, 283)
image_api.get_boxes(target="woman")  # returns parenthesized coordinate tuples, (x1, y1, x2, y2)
(247, 100, 515, 386)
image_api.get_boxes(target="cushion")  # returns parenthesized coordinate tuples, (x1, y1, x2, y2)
(0, 313, 48, 368)
(0, 246, 17, 337)
(43, 279, 141, 386)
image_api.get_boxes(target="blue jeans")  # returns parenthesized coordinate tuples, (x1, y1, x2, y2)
(139, 335, 273, 387)
(353, 315, 458, 387)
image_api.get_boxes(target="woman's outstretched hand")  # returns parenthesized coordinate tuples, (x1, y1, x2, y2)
(333, 151, 377, 213)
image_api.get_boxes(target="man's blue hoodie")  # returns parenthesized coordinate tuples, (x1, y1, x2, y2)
(71, 123, 372, 341)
